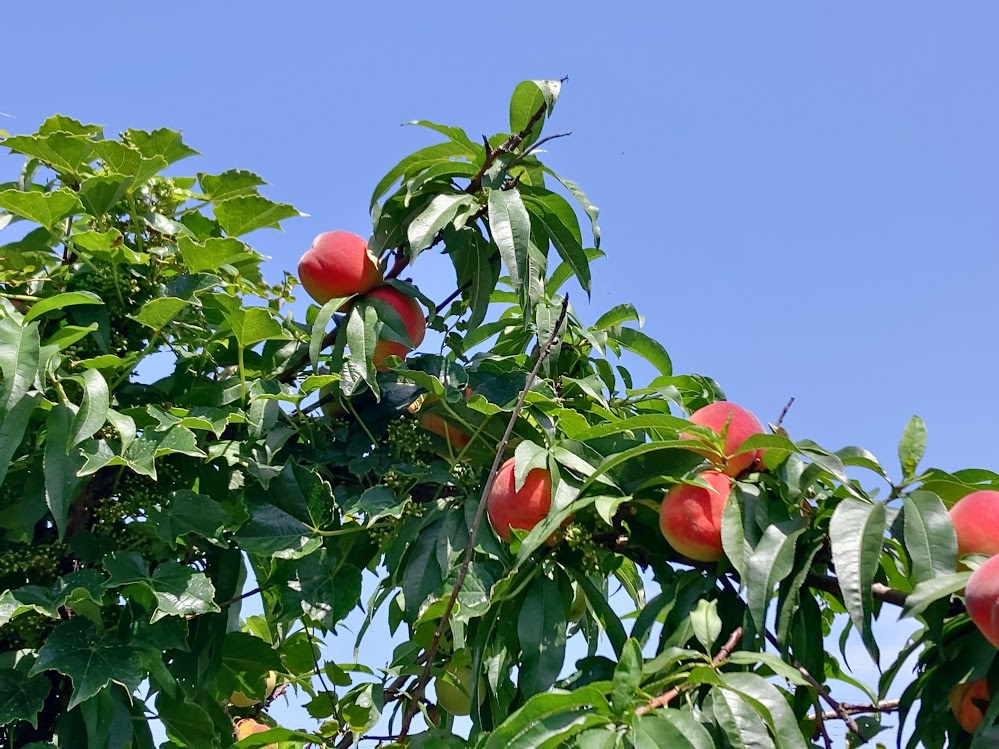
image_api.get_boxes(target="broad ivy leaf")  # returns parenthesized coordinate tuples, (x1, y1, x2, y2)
(0, 669, 50, 728)
(178, 236, 257, 274)
(198, 169, 266, 200)
(3, 133, 94, 175)
(148, 490, 232, 549)
(30, 619, 142, 710)
(79, 173, 134, 215)
(214, 195, 300, 237)
(0, 188, 83, 229)
(132, 297, 189, 330)
(123, 128, 199, 164)
(155, 693, 218, 749)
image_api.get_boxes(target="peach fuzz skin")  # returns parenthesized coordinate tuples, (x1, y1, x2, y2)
(949, 678, 991, 733)
(682, 401, 765, 476)
(367, 286, 426, 370)
(486, 457, 553, 543)
(966, 553, 999, 649)
(298, 231, 382, 306)
(659, 471, 733, 562)
(949, 490, 999, 560)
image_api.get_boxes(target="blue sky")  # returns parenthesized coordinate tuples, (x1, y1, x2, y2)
(5, 1, 998, 744)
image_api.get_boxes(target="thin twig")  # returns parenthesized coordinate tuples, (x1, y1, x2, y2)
(396, 296, 570, 740)
(813, 699, 901, 721)
(217, 585, 269, 609)
(636, 627, 743, 715)
(763, 630, 861, 736)
(521, 131, 572, 158)
(814, 693, 833, 749)
(775, 397, 796, 428)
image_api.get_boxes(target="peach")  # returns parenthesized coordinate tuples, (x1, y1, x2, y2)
(298, 231, 382, 306)
(949, 678, 991, 733)
(659, 470, 733, 562)
(234, 718, 275, 747)
(486, 457, 553, 543)
(949, 491, 999, 560)
(966, 553, 999, 649)
(682, 401, 765, 476)
(366, 286, 426, 370)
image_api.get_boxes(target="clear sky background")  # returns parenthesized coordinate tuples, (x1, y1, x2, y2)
(4, 2, 999, 745)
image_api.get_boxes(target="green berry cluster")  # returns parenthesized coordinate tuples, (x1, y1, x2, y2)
(385, 417, 434, 464)
(0, 540, 67, 583)
(0, 610, 51, 651)
(564, 524, 602, 573)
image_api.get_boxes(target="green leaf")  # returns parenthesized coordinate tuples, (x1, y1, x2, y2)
(630, 713, 714, 749)
(44, 405, 85, 539)
(3, 133, 94, 175)
(405, 119, 481, 154)
(341, 302, 378, 397)
(30, 618, 141, 710)
(608, 327, 672, 376)
(198, 169, 266, 200)
(178, 236, 256, 274)
(235, 492, 320, 560)
(23, 291, 104, 323)
(79, 173, 134, 215)
(689, 599, 722, 652)
(0, 315, 41, 486)
(708, 688, 775, 749)
(224, 306, 288, 348)
(489, 187, 533, 303)
(94, 141, 167, 186)
(481, 687, 611, 749)
(517, 576, 567, 697)
(148, 490, 232, 549)
(132, 297, 189, 330)
(450, 229, 498, 330)
(900, 571, 971, 619)
(407, 192, 473, 258)
(547, 248, 604, 296)
(569, 571, 627, 658)
(514, 440, 549, 491)
(276, 553, 362, 628)
(523, 190, 591, 295)
(745, 520, 805, 633)
(401, 520, 443, 619)
(509, 80, 561, 149)
(544, 169, 601, 248)
(124, 128, 199, 164)
(593, 304, 643, 331)
(720, 673, 808, 749)
(103, 552, 219, 622)
(219, 631, 283, 700)
(214, 195, 300, 236)
(371, 142, 473, 209)
(38, 115, 103, 137)
(829, 499, 887, 663)
(898, 415, 926, 481)
(0, 668, 50, 728)
(901, 490, 957, 584)
(69, 369, 109, 448)
(610, 638, 643, 714)
(155, 693, 218, 749)
(0, 188, 83, 229)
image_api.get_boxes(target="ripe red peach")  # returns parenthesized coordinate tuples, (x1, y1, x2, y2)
(682, 402, 766, 476)
(659, 470, 733, 563)
(298, 231, 382, 306)
(966, 553, 999, 649)
(366, 286, 426, 370)
(949, 678, 991, 733)
(949, 490, 999, 561)
(486, 457, 553, 543)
